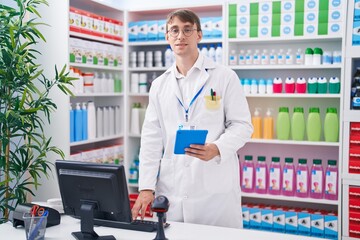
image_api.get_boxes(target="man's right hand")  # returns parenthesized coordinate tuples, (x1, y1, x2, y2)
(131, 190, 155, 220)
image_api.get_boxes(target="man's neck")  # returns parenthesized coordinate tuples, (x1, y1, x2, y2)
(175, 52, 199, 76)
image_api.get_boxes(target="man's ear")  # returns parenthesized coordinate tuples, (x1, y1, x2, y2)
(196, 30, 203, 43)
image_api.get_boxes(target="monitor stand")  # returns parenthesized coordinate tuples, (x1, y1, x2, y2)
(72, 202, 115, 240)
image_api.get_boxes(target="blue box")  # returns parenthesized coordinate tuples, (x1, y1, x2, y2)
(261, 207, 273, 231)
(249, 206, 261, 229)
(353, 20, 360, 46)
(201, 17, 213, 39)
(355, 0, 360, 21)
(285, 210, 298, 234)
(324, 213, 338, 239)
(242, 205, 250, 229)
(147, 20, 158, 41)
(157, 20, 166, 41)
(137, 21, 148, 41)
(273, 208, 285, 232)
(298, 210, 311, 236)
(128, 22, 138, 42)
(212, 17, 223, 38)
(311, 212, 324, 238)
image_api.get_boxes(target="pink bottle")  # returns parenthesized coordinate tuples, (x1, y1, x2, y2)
(282, 157, 295, 196)
(273, 77, 283, 93)
(324, 160, 338, 200)
(268, 157, 282, 195)
(255, 156, 268, 194)
(285, 77, 295, 93)
(296, 158, 309, 198)
(296, 77, 307, 93)
(310, 159, 324, 199)
(241, 155, 254, 193)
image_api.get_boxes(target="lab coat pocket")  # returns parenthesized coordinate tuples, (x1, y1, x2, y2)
(203, 158, 232, 194)
(156, 158, 174, 194)
(204, 96, 221, 110)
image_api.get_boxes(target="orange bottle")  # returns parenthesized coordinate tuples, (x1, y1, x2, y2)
(251, 108, 262, 139)
(263, 108, 274, 139)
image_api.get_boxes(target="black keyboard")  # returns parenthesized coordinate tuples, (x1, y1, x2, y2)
(94, 219, 170, 232)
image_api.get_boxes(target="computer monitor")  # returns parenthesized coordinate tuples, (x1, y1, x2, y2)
(55, 160, 131, 240)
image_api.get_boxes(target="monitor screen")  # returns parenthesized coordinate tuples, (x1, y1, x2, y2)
(55, 160, 131, 239)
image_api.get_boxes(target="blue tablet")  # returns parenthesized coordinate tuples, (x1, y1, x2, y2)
(174, 129, 208, 154)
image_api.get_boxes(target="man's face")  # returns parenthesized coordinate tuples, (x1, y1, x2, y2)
(166, 16, 202, 57)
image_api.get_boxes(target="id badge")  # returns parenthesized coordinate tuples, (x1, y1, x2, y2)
(178, 122, 196, 130)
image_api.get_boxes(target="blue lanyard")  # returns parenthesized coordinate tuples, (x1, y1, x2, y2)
(177, 84, 205, 122)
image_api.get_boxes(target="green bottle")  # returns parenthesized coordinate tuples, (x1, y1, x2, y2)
(277, 107, 291, 140)
(291, 107, 305, 141)
(307, 107, 321, 141)
(324, 108, 339, 142)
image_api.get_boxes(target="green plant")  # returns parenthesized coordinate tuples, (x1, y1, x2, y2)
(0, 0, 75, 222)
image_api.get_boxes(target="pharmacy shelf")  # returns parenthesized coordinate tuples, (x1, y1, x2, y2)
(346, 47, 360, 59)
(70, 31, 123, 46)
(70, 134, 124, 147)
(343, 175, 360, 185)
(231, 64, 341, 70)
(343, 111, 360, 122)
(128, 38, 221, 46)
(129, 67, 167, 72)
(128, 93, 150, 97)
(241, 192, 338, 205)
(248, 139, 340, 147)
(343, 237, 359, 240)
(229, 36, 342, 44)
(128, 183, 139, 188)
(128, 133, 142, 138)
(245, 94, 341, 99)
(69, 63, 124, 71)
(75, 93, 124, 97)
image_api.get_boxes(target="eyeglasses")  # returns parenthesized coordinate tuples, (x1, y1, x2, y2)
(167, 27, 198, 38)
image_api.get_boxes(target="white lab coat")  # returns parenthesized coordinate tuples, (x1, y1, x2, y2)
(139, 54, 253, 228)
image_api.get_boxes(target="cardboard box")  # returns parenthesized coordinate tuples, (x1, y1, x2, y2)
(236, 26, 250, 38)
(281, 24, 294, 37)
(261, 207, 273, 231)
(281, 1, 295, 13)
(201, 17, 213, 39)
(328, 22, 342, 36)
(298, 210, 311, 236)
(311, 211, 324, 238)
(249, 206, 261, 229)
(324, 213, 338, 239)
(259, 2, 272, 15)
(147, 20, 158, 41)
(237, 3, 250, 15)
(242, 205, 250, 229)
(237, 15, 250, 27)
(273, 208, 286, 232)
(157, 20, 166, 40)
(212, 17, 223, 38)
(304, 23, 318, 36)
(258, 25, 271, 38)
(353, 20, 360, 46)
(137, 21, 148, 41)
(128, 22, 138, 42)
(285, 209, 298, 234)
(304, 0, 319, 12)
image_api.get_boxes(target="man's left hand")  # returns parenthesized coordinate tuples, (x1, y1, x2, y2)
(185, 143, 220, 161)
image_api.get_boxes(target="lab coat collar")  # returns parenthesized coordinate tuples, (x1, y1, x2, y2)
(166, 53, 216, 103)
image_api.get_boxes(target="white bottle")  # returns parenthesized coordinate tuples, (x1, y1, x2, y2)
(296, 48, 304, 65)
(93, 72, 101, 93)
(138, 51, 145, 68)
(229, 49, 237, 65)
(250, 79, 258, 94)
(208, 44, 216, 62)
(304, 48, 313, 65)
(258, 79, 266, 94)
(96, 107, 103, 138)
(261, 49, 269, 65)
(115, 105, 121, 134)
(285, 49, 294, 65)
(165, 46, 173, 68)
(266, 79, 273, 94)
(270, 49, 278, 65)
(243, 79, 251, 94)
(215, 43, 223, 63)
(238, 50, 246, 65)
(245, 50, 253, 65)
(103, 106, 110, 137)
(100, 72, 108, 93)
(253, 49, 260, 65)
(201, 45, 209, 58)
(277, 49, 285, 65)
(109, 106, 115, 136)
(108, 72, 114, 93)
(87, 101, 96, 140)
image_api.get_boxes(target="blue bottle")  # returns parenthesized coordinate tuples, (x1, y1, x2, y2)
(82, 102, 88, 141)
(70, 104, 75, 142)
(74, 102, 82, 142)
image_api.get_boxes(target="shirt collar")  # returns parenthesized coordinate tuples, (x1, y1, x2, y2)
(174, 53, 204, 79)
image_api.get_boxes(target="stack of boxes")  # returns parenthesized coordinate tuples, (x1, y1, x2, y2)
(243, 204, 338, 239)
(228, 0, 343, 39)
(349, 186, 360, 238)
(349, 122, 360, 173)
(353, 0, 360, 46)
(70, 145, 124, 165)
(128, 17, 222, 42)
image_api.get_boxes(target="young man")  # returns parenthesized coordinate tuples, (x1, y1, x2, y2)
(131, 9, 253, 228)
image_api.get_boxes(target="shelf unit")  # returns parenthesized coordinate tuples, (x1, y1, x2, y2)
(342, 0, 360, 238)
(124, 4, 224, 192)
(225, 0, 346, 238)
(68, 0, 125, 164)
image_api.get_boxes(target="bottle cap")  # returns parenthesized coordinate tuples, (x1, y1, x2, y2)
(279, 107, 289, 112)
(326, 108, 337, 113)
(271, 157, 280, 162)
(258, 156, 266, 161)
(299, 158, 307, 164)
(294, 107, 304, 113)
(245, 155, 253, 161)
(285, 157, 293, 163)
(313, 159, 322, 165)
(305, 48, 313, 54)
(309, 107, 320, 113)
(328, 160, 337, 166)
(313, 47, 323, 55)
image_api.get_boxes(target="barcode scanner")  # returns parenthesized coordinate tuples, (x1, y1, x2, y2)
(151, 195, 169, 240)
